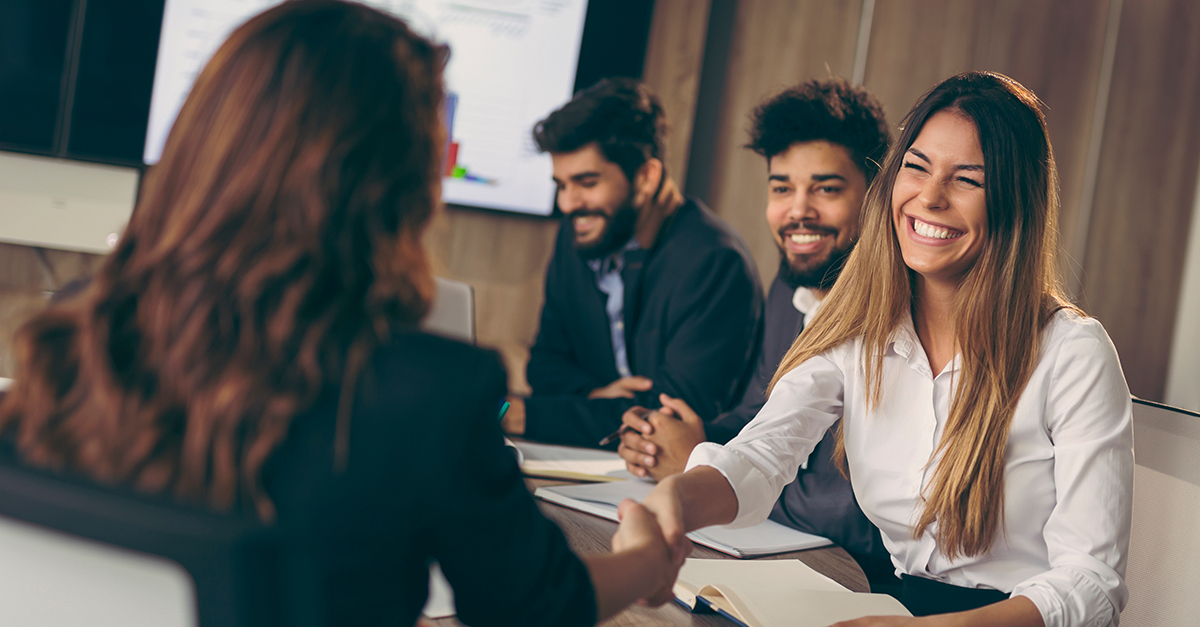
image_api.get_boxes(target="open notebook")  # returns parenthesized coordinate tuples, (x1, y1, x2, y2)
(534, 481, 831, 557)
(675, 559, 910, 627)
(511, 440, 635, 482)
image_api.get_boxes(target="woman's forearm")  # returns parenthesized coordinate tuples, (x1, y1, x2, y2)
(832, 592, 1044, 626)
(674, 465, 739, 530)
(949, 596, 1043, 627)
(643, 464, 739, 550)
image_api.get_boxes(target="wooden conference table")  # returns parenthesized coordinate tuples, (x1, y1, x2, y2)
(431, 477, 869, 627)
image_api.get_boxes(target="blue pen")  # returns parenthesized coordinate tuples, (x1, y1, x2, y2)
(497, 400, 511, 422)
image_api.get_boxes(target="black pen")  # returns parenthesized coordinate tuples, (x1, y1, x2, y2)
(597, 407, 651, 446)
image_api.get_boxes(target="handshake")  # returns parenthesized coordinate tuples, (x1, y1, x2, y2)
(601, 459, 740, 616)
(602, 394, 713, 609)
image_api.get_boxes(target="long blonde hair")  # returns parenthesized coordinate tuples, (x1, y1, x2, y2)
(768, 72, 1077, 559)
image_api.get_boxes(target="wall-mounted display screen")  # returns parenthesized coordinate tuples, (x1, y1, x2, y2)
(144, 0, 590, 216)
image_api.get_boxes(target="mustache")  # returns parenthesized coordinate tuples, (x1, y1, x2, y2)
(569, 209, 610, 220)
(777, 221, 838, 239)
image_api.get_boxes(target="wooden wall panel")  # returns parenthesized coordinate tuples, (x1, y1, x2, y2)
(423, 208, 558, 394)
(641, 0, 712, 184)
(706, 0, 864, 287)
(862, 0, 1111, 282)
(1082, 0, 1200, 400)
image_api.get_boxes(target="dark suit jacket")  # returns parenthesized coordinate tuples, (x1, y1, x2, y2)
(524, 198, 763, 447)
(705, 275, 893, 584)
(0, 332, 596, 626)
(260, 332, 596, 626)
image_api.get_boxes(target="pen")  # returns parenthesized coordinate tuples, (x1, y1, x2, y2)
(597, 425, 631, 447)
(597, 407, 651, 446)
(497, 400, 511, 422)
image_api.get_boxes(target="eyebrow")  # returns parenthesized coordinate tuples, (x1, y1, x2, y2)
(767, 173, 848, 183)
(907, 147, 984, 173)
(552, 171, 602, 184)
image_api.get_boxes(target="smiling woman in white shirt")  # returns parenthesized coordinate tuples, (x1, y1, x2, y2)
(643, 71, 1133, 627)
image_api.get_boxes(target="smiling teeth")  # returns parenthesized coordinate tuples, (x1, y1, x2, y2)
(790, 233, 823, 244)
(913, 219, 960, 240)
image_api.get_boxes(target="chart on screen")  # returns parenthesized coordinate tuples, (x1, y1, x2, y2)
(145, 0, 589, 216)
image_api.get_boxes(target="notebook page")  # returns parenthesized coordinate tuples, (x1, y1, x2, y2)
(726, 588, 911, 627)
(678, 559, 847, 595)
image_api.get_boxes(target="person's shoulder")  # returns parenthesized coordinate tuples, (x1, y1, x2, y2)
(660, 198, 757, 267)
(765, 274, 798, 306)
(364, 329, 501, 413)
(1041, 308, 1119, 363)
(667, 199, 747, 248)
(374, 329, 506, 377)
(1044, 308, 1109, 344)
(335, 331, 507, 449)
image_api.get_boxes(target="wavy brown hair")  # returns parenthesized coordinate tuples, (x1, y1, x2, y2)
(768, 72, 1078, 559)
(0, 0, 446, 522)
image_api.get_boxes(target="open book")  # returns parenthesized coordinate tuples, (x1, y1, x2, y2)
(511, 440, 635, 482)
(534, 481, 831, 557)
(675, 559, 910, 627)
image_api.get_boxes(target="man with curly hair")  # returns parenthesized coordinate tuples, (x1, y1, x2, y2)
(618, 78, 900, 592)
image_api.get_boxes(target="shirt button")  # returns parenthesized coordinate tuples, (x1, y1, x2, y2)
(616, 321, 624, 329)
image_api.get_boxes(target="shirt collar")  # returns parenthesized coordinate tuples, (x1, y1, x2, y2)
(889, 308, 961, 376)
(791, 286, 823, 318)
(889, 310, 920, 359)
(587, 237, 642, 275)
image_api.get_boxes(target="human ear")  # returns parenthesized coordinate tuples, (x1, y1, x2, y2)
(632, 158, 664, 207)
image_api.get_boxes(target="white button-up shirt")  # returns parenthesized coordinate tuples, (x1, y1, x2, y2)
(688, 310, 1133, 627)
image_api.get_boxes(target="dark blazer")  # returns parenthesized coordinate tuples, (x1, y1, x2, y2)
(259, 332, 596, 626)
(705, 275, 893, 585)
(524, 198, 763, 448)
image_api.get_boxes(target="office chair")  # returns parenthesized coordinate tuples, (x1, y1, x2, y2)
(0, 455, 322, 627)
(421, 277, 475, 344)
(1121, 398, 1200, 626)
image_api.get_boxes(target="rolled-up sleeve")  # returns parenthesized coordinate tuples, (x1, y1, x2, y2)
(1010, 322, 1133, 627)
(686, 350, 844, 528)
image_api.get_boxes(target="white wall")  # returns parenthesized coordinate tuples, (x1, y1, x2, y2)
(1165, 160, 1200, 412)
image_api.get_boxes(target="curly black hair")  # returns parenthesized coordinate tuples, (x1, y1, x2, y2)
(533, 77, 668, 183)
(746, 78, 891, 183)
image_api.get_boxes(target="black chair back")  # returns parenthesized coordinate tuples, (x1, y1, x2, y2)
(0, 455, 322, 627)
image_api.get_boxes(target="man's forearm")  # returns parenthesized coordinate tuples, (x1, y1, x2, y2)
(582, 547, 665, 622)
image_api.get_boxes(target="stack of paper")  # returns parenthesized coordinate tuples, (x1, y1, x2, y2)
(512, 440, 635, 482)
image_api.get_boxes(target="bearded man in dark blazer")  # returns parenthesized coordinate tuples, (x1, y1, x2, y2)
(500, 78, 763, 450)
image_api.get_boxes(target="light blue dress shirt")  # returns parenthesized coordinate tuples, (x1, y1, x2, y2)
(587, 238, 642, 378)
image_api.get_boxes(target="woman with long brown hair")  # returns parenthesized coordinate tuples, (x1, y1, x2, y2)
(642, 72, 1133, 627)
(0, 1, 681, 624)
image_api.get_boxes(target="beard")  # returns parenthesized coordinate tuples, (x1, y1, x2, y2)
(569, 192, 639, 261)
(776, 225, 855, 291)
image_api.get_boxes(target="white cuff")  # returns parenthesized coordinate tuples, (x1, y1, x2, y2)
(686, 442, 779, 529)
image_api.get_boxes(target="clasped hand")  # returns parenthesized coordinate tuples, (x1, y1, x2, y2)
(618, 393, 706, 481)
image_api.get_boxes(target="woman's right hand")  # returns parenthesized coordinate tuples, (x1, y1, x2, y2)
(612, 499, 689, 606)
(640, 475, 693, 562)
